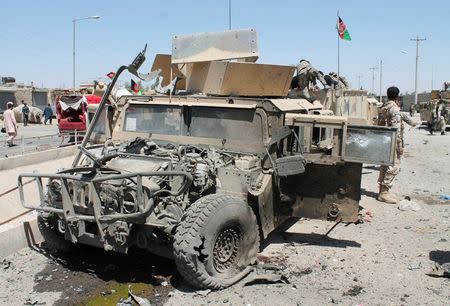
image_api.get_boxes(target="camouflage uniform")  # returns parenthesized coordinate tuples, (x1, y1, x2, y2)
(377, 100, 402, 189)
(377, 100, 417, 191)
(296, 60, 327, 98)
(436, 102, 447, 134)
(328, 72, 349, 89)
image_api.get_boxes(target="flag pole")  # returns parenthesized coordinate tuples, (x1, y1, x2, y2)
(337, 10, 340, 85)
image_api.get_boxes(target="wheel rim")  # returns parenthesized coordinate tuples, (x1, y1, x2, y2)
(213, 226, 240, 273)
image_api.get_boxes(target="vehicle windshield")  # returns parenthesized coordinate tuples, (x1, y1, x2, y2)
(123, 105, 182, 135)
(123, 104, 263, 141)
(189, 107, 263, 141)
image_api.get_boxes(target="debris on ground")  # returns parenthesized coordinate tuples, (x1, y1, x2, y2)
(398, 198, 421, 211)
(342, 285, 363, 296)
(290, 267, 313, 277)
(195, 289, 211, 297)
(24, 296, 44, 305)
(425, 263, 450, 278)
(256, 254, 288, 271)
(241, 269, 290, 286)
(1, 259, 11, 270)
(408, 263, 422, 270)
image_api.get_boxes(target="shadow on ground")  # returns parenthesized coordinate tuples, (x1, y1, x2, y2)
(361, 188, 378, 199)
(265, 232, 361, 249)
(429, 250, 450, 265)
(261, 219, 361, 250)
(364, 165, 380, 171)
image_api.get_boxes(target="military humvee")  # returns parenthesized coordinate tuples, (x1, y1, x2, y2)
(419, 90, 449, 131)
(19, 29, 397, 289)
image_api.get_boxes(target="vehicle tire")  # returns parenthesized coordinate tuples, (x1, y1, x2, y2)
(173, 194, 259, 289)
(37, 215, 72, 252)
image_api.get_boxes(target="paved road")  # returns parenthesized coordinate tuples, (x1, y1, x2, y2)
(0, 122, 71, 158)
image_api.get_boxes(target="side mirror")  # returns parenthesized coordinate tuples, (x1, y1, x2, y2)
(264, 126, 306, 176)
(275, 155, 306, 177)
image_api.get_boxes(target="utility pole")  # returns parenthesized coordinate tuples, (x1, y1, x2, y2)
(73, 16, 100, 93)
(410, 36, 426, 105)
(356, 74, 362, 90)
(379, 60, 383, 103)
(431, 64, 434, 91)
(228, 0, 231, 30)
(369, 66, 378, 96)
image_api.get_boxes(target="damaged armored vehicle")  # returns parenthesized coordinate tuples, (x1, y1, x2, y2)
(19, 29, 397, 289)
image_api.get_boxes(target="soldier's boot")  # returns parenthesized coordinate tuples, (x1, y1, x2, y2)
(378, 185, 397, 204)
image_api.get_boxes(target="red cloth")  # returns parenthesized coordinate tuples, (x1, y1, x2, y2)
(59, 121, 86, 131)
(85, 95, 102, 104)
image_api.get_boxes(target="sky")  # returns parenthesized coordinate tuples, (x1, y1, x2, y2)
(0, 0, 449, 94)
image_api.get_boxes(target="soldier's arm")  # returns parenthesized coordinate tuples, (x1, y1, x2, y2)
(389, 105, 403, 151)
(400, 112, 417, 127)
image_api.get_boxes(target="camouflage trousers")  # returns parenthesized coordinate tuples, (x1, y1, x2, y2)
(378, 156, 401, 189)
(438, 116, 446, 132)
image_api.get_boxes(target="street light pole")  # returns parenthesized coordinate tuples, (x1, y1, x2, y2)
(431, 64, 434, 91)
(228, 0, 231, 30)
(410, 36, 426, 105)
(369, 66, 378, 96)
(73, 20, 76, 93)
(73, 16, 100, 93)
(379, 60, 383, 103)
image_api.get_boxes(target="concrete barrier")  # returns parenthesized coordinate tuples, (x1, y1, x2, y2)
(0, 218, 43, 259)
(0, 145, 77, 171)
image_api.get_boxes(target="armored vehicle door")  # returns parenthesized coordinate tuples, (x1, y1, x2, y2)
(269, 115, 397, 223)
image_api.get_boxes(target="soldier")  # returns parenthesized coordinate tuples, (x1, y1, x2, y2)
(409, 103, 416, 116)
(377, 86, 417, 204)
(327, 72, 349, 89)
(295, 60, 328, 98)
(435, 100, 447, 135)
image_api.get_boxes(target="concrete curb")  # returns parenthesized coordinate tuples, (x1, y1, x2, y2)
(0, 219, 43, 259)
(0, 145, 77, 171)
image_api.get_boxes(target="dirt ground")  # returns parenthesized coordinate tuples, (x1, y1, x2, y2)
(0, 117, 448, 305)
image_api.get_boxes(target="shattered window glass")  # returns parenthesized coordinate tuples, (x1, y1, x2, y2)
(345, 127, 395, 165)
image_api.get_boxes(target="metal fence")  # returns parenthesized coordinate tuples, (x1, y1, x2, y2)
(0, 130, 86, 158)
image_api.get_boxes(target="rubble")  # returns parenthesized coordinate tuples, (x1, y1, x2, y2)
(342, 285, 363, 296)
(425, 263, 450, 278)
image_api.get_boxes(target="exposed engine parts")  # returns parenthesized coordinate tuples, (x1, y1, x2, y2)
(41, 137, 262, 256)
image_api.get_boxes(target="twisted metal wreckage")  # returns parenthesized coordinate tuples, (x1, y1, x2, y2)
(18, 28, 397, 289)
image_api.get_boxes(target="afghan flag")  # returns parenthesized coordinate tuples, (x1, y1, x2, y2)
(337, 17, 351, 41)
(107, 72, 116, 80)
(131, 79, 142, 95)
